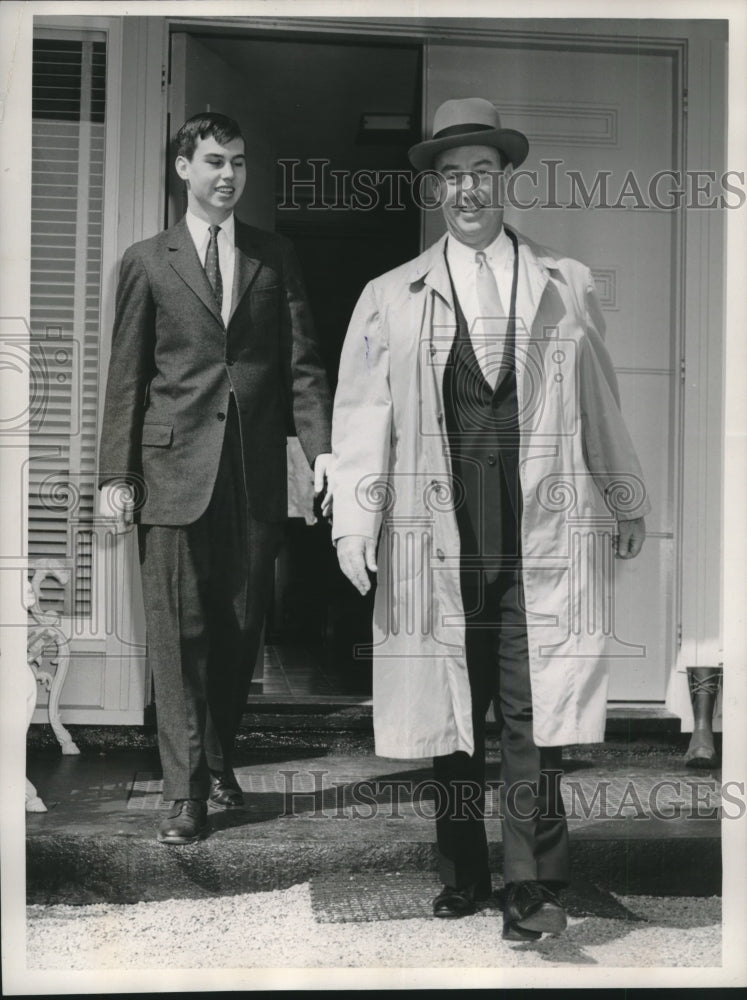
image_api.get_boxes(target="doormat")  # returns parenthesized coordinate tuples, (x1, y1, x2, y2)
(309, 872, 642, 924)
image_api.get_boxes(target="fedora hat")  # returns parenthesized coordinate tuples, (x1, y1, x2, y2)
(408, 97, 528, 171)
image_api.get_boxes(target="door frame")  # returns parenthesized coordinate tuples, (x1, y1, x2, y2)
(112, 14, 725, 716)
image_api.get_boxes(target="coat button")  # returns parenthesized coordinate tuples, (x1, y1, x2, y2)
(436, 548, 445, 561)
(487, 453, 497, 466)
(217, 412, 226, 421)
(226, 358, 235, 366)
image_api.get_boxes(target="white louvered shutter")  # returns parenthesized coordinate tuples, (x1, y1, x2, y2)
(30, 34, 106, 617)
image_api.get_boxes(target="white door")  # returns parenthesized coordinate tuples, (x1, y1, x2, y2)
(425, 42, 680, 700)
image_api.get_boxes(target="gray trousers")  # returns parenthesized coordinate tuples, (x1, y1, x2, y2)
(433, 566, 570, 888)
(138, 401, 281, 801)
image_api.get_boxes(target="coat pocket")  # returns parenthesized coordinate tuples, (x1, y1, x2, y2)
(141, 423, 173, 447)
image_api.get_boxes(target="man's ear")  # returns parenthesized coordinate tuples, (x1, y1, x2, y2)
(503, 162, 514, 183)
(175, 155, 190, 182)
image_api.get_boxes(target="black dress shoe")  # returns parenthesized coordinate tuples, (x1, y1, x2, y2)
(433, 875, 492, 918)
(502, 917, 543, 942)
(208, 770, 244, 809)
(157, 799, 208, 844)
(503, 880, 567, 936)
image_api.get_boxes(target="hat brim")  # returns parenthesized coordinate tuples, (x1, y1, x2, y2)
(408, 128, 529, 172)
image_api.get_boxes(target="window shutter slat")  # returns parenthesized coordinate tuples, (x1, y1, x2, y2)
(30, 36, 107, 618)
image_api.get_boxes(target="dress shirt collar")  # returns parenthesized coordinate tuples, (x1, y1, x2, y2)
(185, 210, 235, 251)
(446, 225, 512, 270)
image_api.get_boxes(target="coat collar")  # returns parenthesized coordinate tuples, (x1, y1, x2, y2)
(409, 226, 559, 335)
(166, 217, 263, 328)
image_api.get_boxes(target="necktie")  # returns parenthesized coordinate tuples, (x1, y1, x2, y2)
(474, 250, 507, 390)
(205, 224, 223, 310)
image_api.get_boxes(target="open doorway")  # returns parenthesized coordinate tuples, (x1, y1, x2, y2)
(167, 29, 423, 699)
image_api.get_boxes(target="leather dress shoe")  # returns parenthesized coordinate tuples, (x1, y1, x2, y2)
(503, 881, 567, 937)
(433, 875, 492, 918)
(502, 918, 543, 942)
(157, 799, 208, 844)
(208, 770, 244, 809)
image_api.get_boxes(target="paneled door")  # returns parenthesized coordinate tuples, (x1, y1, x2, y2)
(425, 41, 681, 700)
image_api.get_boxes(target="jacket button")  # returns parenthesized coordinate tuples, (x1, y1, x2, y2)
(226, 358, 235, 366)
(487, 453, 497, 466)
(436, 548, 445, 561)
(217, 412, 226, 421)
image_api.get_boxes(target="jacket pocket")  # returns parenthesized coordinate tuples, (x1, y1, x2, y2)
(141, 423, 173, 447)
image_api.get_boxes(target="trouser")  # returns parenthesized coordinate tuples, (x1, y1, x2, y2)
(138, 401, 282, 801)
(433, 566, 570, 888)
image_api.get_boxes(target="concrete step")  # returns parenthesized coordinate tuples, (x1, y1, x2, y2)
(26, 702, 684, 754)
(26, 732, 722, 906)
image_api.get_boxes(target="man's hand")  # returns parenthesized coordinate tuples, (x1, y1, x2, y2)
(314, 453, 333, 519)
(615, 516, 645, 559)
(336, 535, 377, 595)
(98, 481, 134, 534)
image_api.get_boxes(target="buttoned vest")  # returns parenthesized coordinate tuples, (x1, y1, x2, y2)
(442, 229, 522, 584)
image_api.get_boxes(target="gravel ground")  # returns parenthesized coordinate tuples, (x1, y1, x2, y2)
(26, 884, 721, 971)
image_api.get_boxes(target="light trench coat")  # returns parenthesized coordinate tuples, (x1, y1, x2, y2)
(331, 228, 650, 759)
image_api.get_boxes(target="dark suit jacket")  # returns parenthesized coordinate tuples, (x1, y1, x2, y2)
(98, 217, 332, 525)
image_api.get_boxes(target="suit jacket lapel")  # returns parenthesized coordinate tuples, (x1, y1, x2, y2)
(167, 218, 224, 327)
(229, 223, 263, 326)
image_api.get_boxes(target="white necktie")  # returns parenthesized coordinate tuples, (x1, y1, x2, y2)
(473, 250, 507, 390)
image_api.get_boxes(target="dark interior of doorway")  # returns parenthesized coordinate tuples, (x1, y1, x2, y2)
(186, 31, 423, 698)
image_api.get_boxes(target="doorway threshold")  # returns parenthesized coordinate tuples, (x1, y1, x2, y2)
(256, 643, 372, 703)
(606, 703, 681, 734)
(249, 694, 373, 709)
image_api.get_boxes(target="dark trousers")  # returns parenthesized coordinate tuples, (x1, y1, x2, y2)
(433, 567, 570, 888)
(138, 402, 281, 801)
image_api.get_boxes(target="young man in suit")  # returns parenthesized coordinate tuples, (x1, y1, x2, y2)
(98, 112, 332, 844)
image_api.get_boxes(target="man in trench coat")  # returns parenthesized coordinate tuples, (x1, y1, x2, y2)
(98, 112, 332, 844)
(330, 98, 649, 938)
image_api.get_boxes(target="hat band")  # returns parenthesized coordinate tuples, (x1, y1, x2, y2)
(431, 122, 495, 140)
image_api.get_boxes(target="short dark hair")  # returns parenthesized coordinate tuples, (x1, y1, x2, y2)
(175, 112, 244, 161)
